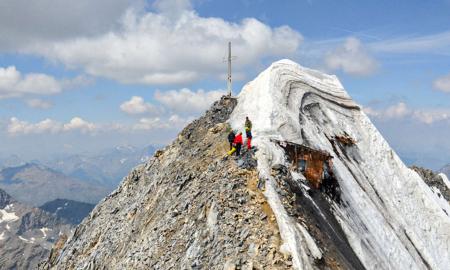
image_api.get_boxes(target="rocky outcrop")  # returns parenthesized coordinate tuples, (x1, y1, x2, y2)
(0, 189, 72, 270)
(0, 188, 13, 209)
(411, 166, 450, 203)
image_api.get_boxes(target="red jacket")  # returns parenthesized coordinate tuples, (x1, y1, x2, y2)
(233, 134, 243, 145)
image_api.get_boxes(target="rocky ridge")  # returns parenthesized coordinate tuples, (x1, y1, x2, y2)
(40, 96, 358, 270)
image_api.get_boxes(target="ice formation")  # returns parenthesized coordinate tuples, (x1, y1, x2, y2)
(229, 59, 450, 270)
(439, 173, 450, 190)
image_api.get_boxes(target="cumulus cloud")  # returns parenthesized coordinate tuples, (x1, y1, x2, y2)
(433, 73, 450, 93)
(7, 117, 96, 135)
(25, 98, 53, 109)
(120, 96, 159, 115)
(132, 114, 191, 131)
(154, 88, 226, 114)
(27, 5, 302, 85)
(63, 117, 96, 132)
(325, 37, 378, 76)
(364, 102, 450, 124)
(7, 117, 61, 135)
(0, 66, 61, 98)
(0, 66, 87, 99)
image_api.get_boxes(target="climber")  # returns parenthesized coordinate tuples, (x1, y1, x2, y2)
(227, 130, 235, 150)
(245, 116, 252, 131)
(228, 132, 243, 156)
(234, 132, 243, 156)
(245, 127, 252, 150)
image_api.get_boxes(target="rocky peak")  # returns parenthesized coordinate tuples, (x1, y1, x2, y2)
(0, 188, 14, 208)
(40, 60, 450, 270)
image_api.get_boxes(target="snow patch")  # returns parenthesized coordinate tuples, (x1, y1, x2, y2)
(40, 227, 51, 238)
(439, 173, 450, 190)
(430, 187, 450, 216)
(19, 236, 34, 244)
(0, 209, 19, 223)
(0, 231, 5, 241)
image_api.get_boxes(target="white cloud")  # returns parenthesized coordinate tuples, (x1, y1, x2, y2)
(8, 117, 61, 135)
(325, 37, 378, 76)
(7, 117, 96, 135)
(0, 66, 87, 99)
(63, 117, 96, 133)
(364, 102, 450, 124)
(120, 96, 159, 115)
(370, 31, 450, 55)
(433, 73, 450, 93)
(0, 66, 61, 98)
(154, 88, 225, 114)
(27, 6, 302, 85)
(412, 110, 450, 125)
(0, 0, 136, 51)
(25, 98, 53, 109)
(132, 114, 190, 131)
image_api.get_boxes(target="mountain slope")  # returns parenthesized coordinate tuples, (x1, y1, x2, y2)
(40, 97, 304, 269)
(0, 189, 72, 270)
(41, 60, 450, 270)
(0, 163, 110, 206)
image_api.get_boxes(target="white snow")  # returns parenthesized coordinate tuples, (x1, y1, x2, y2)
(0, 231, 5, 241)
(40, 227, 51, 238)
(0, 209, 19, 223)
(439, 173, 450, 190)
(429, 187, 450, 216)
(18, 236, 34, 244)
(229, 59, 450, 270)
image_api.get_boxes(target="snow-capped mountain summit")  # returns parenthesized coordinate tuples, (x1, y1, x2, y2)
(41, 60, 450, 270)
(229, 59, 450, 269)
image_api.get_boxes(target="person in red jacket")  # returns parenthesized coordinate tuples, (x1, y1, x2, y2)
(233, 132, 243, 156)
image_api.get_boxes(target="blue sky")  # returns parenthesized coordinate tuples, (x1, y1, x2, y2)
(0, 0, 450, 169)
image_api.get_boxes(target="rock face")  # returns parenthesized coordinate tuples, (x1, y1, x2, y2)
(0, 189, 72, 270)
(41, 60, 450, 270)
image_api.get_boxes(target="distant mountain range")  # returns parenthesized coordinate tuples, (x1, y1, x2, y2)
(0, 188, 72, 269)
(44, 145, 157, 188)
(0, 163, 110, 206)
(440, 163, 450, 178)
(0, 145, 157, 207)
(0, 145, 157, 269)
